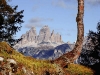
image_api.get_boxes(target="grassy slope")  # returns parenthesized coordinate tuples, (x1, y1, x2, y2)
(0, 42, 94, 75)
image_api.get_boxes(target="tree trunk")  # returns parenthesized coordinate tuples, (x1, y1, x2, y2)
(53, 0, 84, 68)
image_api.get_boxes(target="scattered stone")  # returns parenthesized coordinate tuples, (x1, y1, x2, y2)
(7, 59, 16, 64)
(0, 57, 4, 61)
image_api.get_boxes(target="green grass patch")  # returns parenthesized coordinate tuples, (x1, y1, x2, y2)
(66, 63, 94, 75)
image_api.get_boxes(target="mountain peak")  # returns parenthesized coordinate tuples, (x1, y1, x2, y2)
(31, 26, 36, 30)
(14, 26, 63, 49)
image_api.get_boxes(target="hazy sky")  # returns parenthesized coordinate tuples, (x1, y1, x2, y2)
(9, 0, 100, 43)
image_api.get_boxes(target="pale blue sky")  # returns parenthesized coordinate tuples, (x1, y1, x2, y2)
(9, 0, 100, 43)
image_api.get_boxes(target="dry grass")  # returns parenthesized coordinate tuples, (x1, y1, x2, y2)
(0, 42, 57, 74)
(0, 42, 94, 75)
(65, 63, 94, 75)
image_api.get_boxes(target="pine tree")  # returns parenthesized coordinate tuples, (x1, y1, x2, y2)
(79, 22, 100, 75)
(0, 0, 24, 46)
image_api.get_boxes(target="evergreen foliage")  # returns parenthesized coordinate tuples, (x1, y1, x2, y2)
(0, 0, 24, 45)
(79, 22, 100, 75)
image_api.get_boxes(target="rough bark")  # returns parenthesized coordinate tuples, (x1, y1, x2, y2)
(53, 0, 84, 68)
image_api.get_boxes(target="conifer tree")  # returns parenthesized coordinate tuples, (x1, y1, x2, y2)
(79, 22, 100, 75)
(0, 0, 24, 45)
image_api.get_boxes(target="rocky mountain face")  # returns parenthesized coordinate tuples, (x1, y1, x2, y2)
(14, 26, 63, 49)
(37, 26, 62, 43)
(19, 27, 37, 44)
(37, 25, 51, 43)
(18, 43, 72, 60)
(13, 25, 74, 60)
(15, 26, 91, 61)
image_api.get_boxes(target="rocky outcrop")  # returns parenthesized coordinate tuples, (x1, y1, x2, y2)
(14, 25, 63, 49)
(19, 27, 37, 44)
(50, 30, 55, 42)
(37, 25, 51, 43)
(50, 30, 62, 43)
(0, 57, 34, 75)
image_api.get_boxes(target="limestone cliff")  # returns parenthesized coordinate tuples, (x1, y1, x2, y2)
(14, 25, 63, 49)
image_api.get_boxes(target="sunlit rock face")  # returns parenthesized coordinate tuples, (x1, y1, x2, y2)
(37, 25, 51, 43)
(14, 25, 63, 50)
(37, 25, 62, 44)
(19, 27, 37, 44)
(13, 25, 71, 60)
(50, 30, 62, 43)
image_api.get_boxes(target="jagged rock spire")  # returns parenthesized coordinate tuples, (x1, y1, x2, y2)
(14, 25, 63, 48)
(37, 25, 51, 43)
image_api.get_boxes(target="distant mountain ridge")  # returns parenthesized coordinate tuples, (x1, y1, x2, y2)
(14, 26, 89, 60)
(14, 26, 74, 60)
(14, 25, 63, 49)
(18, 43, 72, 60)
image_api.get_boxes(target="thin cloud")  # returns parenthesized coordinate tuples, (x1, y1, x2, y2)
(30, 17, 43, 23)
(52, 0, 67, 8)
(86, 0, 100, 5)
(63, 0, 100, 5)
(25, 23, 44, 28)
(52, 0, 77, 9)
(30, 17, 53, 23)
(52, 0, 100, 9)
(25, 17, 53, 28)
